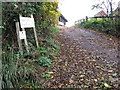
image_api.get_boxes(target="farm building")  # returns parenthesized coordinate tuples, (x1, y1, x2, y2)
(59, 14, 68, 26)
(94, 10, 107, 17)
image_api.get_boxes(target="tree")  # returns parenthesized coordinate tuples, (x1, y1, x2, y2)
(92, 0, 114, 16)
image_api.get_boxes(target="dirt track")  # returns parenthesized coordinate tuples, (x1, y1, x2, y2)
(43, 27, 120, 88)
(59, 27, 119, 62)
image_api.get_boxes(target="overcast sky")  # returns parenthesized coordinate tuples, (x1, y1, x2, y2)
(58, 0, 119, 27)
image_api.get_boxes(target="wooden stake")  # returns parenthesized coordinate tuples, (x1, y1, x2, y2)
(31, 14, 39, 48)
(15, 22, 23, 55)
(21, 28, 29, 53)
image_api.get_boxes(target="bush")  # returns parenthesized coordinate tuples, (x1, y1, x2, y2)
(48, 26, 59, 35)
(35, 39, 60, 67)
(2, 2, 60, 47)
(2, 39, 60, 88)
(75, 18, 120, 38)
(2, 2, 60, 88)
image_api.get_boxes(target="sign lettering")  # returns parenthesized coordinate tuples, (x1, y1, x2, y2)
(20, 17, 35, 28)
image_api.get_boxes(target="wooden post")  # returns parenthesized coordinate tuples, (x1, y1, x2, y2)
(31, 14, 39, 48)
(21, 28, 29, 53)
(18, 14, 39, 54)
(86, 16, 88, 22)
(19, 14, 29, 53)
(15, 22, 23, 55)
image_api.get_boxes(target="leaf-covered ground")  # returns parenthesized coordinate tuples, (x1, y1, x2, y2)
(42, 27, 120, 89)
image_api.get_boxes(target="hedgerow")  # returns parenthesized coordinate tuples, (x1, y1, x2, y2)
(75, 17, 120, 38)
(2, 2, 60, 88)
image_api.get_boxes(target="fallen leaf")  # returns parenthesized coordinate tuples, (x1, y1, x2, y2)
(109, 38, 112, 40)
(109, 76, 118, 82)
(108, 70, 113, 73)
(80, 75, 85, 77)
(104, 83, 111, 88)
(94, 79, 98, 82)
(69, 79, 74, 83)
(112, 73, 117, 76)
(100, 72, 103, 74)
(47, 72, 54, 74)
(50, 76, 54, 79)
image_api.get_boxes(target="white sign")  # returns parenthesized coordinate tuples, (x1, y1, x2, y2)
(20, 17, 35, 28)
(19, 31, 26, 40)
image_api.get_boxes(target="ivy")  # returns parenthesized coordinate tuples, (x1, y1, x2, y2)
(2, 2, 60, 88)
(2, 2, 60, 46)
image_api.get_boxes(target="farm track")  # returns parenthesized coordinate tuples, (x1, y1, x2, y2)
(43, 27, 120, 88)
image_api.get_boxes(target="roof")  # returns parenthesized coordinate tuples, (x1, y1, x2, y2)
(60, 14, 68, 22)
(94, 10, 107, 17)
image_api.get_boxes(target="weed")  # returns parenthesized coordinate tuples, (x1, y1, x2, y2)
(42, 73, 53, 80)
(38, 56, 52, 67)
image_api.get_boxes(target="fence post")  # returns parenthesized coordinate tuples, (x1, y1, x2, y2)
(86, 16, 88, 22)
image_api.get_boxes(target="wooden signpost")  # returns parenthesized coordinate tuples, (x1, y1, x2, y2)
(16, 14, 39, 54)
(16, 22, 23, 54)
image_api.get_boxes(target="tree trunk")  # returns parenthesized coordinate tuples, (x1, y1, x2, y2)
(110, 2, 113, 16)
(108, 0, 113, 16)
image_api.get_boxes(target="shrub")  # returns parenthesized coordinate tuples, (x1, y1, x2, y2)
(2, 2, 60, 47)
(2, 2, 60, 88)
(75, 18, 120, 38)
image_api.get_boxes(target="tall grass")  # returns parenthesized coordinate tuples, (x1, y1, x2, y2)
(2, 48, 38, 88)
